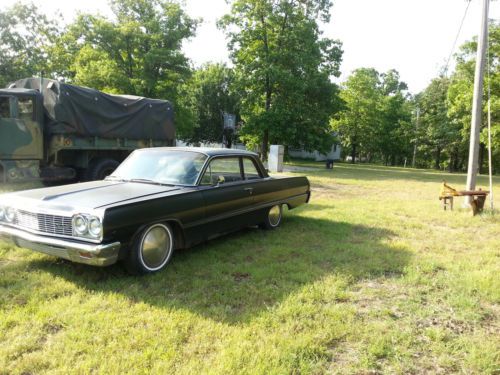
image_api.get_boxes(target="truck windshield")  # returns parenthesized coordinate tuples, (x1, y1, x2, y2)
(108, 150, 208, 186)
(17, 97, 34, 120)
(0, 96, 34, 120)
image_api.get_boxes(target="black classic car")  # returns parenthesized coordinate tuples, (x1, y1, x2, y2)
(0, 148, 310, 273)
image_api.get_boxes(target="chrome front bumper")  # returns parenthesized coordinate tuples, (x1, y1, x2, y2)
(0, 225, 120, 266)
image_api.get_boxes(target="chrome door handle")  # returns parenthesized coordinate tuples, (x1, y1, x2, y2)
(244, 187, 253, 194)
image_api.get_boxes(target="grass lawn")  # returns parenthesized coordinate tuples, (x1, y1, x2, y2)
(0, 163, 499, 374)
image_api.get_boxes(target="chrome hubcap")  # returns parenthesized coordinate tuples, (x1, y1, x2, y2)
(141, 225, 172, 270)
(268, 205, 281, 226)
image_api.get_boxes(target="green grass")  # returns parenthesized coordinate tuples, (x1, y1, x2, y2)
(1, 163, 499, 374)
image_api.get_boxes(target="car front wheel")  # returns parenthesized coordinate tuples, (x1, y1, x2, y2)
(125, 223, 174, 274)
(261, 204, 283, 230)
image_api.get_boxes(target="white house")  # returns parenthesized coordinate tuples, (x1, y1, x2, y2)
(288, 143, 341, 161)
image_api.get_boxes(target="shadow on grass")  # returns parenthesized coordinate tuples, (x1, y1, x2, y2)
(2, 212, 411, 324)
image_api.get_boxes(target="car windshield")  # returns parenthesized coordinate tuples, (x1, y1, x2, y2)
(108, 150, 207, 186)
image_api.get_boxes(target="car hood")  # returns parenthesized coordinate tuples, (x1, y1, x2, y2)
(2, 180, 181, 213)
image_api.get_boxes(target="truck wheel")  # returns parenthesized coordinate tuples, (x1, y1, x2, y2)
(124, 223, 175, 274)
(260, 204, 283, 230)
(85, 158, 119, 181)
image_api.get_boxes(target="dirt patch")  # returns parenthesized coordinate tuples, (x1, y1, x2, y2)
(232, 272, 251, 282)
(42, 322, 64, 335)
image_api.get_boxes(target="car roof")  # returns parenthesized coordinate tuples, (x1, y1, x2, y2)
(135, 147, 259, 157)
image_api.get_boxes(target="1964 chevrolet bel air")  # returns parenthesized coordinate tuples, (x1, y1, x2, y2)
(0, 148, 310, 273)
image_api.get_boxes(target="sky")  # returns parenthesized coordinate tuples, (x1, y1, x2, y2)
(2, 0, 499, 93)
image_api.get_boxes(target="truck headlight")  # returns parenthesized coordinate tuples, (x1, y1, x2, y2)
(88, 217, 102, 237)
(5, 207, 16, 222)
(72, 214, 88, 235)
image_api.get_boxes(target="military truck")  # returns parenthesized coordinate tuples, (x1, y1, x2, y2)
(0, 78, 175, 183)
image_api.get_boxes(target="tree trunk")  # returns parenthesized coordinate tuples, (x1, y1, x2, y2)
(260, 14, 271, 162)
(261, 73, 271, 161)
(435, 147, 441, 170)
(451, 148, 459, 172)
(262, 129, 269, 162)
(351, 143, 356, 163)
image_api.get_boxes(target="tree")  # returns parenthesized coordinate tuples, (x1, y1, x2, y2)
(52, 0, 199, 137)
(332, 68, 382, 163)
(0, 2, 58, 87)
(448, 21, 500, 172)
(332, 68, 412, 165)
(377, 70, 412, 166)
(219, 0, 343, 159)
(417, 77, 460, 170)
(186, 63, 240, 145)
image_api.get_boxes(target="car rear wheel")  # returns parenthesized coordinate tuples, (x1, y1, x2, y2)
(125, 223, 174, 274)
(260, 204, 283, 230)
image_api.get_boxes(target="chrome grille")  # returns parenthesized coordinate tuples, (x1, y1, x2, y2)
(15, 210, 73, 236)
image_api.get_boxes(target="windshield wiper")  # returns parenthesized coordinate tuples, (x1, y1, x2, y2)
(105, 176, 127, 182)
(128, 178, 175, 186)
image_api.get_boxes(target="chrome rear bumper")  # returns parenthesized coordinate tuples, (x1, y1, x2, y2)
(0, 225, 120, 266)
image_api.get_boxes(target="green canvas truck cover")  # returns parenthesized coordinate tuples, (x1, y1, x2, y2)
(8, 78, 175, 141)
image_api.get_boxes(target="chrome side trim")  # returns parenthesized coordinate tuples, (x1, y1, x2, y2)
(183, 192, 309, 229)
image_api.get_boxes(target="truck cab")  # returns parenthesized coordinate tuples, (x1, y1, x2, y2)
(0, 88, 44, 182)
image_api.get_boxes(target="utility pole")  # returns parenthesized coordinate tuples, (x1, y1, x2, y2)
(412, 107, 420, 168)
(464, 0, 489, 206)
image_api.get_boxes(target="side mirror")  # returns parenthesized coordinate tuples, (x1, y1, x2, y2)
(217, 175, 225, 185)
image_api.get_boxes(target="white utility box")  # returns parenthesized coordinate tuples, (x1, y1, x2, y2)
(268, 144, 284, 172)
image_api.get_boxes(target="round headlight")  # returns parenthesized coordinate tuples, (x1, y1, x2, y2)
(5, 207, 16, 222)
(73, 215, 88, 235)
(0, 207, 5, 221)
(88, 217, 102, 237)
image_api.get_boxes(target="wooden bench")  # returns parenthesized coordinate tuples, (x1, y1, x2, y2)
(439, 182, 489, 215)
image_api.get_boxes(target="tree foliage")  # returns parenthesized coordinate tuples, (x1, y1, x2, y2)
(0, 2, 58, 87)
(326, 23, 499, 172)
(220, 0, 343, 158)
(332, 68, 411, 164)
(447, 21, 500, 172)
(0, 1, 498, 173)
(417, 77, 461, 169)
(49, 0, 199, 137)
(411, 22, 500, 172)
(185, 63, 240, 145)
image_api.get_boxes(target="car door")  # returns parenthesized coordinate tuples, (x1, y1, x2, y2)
(241, 155, 277, 207)
(199, 156, 254, 236)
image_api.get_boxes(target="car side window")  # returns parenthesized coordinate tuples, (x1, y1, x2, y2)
(200, 157, 243, 185)
(243, 158, 262, 180)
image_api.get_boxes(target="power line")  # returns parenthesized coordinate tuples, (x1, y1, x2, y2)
(486, 29, 493, 210)
(444, 0, 473, 75)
